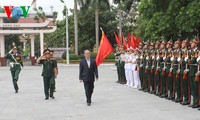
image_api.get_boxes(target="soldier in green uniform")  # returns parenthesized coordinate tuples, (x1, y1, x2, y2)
(50, 50, 58, 92)
(115, 46, 122, 83)
(164, 41, 174, 99)
(157, 41, 166, 96)
(180, 39, 190, 105)
(187, 39, 199, 108)
(37, 49, 57, 100)
(153, 41, 160, 94)
(137, 42, 144, 90)
(142, 42, 149, 92)
(172, 40, 182, 103)
(7, 47, 23, 93)
(161, 41, 173, 98)
(148, 43, 155, 93)
(119, 46, 126, 84)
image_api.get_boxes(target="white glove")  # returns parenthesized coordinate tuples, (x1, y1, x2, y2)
(8, 49, 13, 54)
(184, 56, 188, 62)
(170, 57, 174, 61)
(177, 57, 181, 62)
(163, 57, 166, 60)
(156, 56, 159, 60)
(140, 64, 143, 67)
(152, 66, 154, 69)
(152, 56, 155, 59)
(184, 69, 189, 72)
(136, 56, 138, 59)
(146, 56, 149, 60)
(140, 56, 143, 59)
(197, 57, 200, 62)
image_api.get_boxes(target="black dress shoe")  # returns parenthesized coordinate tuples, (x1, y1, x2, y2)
(188, 105, 193, 107)
(192, 105, 199, 108)
(143, 89, 148, 92)
(87, 103, 91, 106)
(45, 98, 49, 100)
(15, 90, 18, 93)
(198, 108, 200, 111)
(150, 91, 155, 94)
(175, 99, 180, 103)
(160, 94, 167, 98)
(50, 96, 55, 99)
(181, 102, 189, 105)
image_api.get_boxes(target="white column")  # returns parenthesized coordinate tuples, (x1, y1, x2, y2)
(40, 32, 44, 56)
(30, 34, 35, 57)
(0, 35, 5, 58)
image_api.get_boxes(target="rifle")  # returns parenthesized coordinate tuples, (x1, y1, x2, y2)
(195, 51, 200, 81)
(151, 52, 155, 74)
(161, 51, 167, 76)
(176, 51, 181, 79)
(183, 51, 189, 79)
(145, 51, 149, 73)
(155, 51, 159, 75)
(168, 51, 174, 78)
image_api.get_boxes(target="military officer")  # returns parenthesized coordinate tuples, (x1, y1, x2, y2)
(171, 40, 182, 103)
(115, 46, 121, 83)
(37, 49, 57, 100)
(148, 43, 155, 93)
(157, 41, 166, 96)
(137, 42, 144, 90)
(50, 50, 58, 92)
(119, 46, 126, 84)
(152, 41, 161, 94)
(161, 40, 173, 98)
(187, 39, 199, 108)
(180, 39, 190, 105)
(142, 42, 149, 92)
(7, 46, 23, 93)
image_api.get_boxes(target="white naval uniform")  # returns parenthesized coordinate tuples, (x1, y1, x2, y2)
(123, 54, 133, 86)
(132, 54, 140, 88)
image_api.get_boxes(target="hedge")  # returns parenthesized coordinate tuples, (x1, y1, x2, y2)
(62, 52, 79, 60)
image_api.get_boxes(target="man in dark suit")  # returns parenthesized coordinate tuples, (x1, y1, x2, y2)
(79, 50, 99, 106)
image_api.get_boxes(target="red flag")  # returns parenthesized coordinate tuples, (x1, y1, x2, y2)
(131, 34, 136, 49)
(135, 37, 141, 47)
(96, 31, 114, 66)
(122, 34, 127, 49)
(114, 32, 121, 46)
(127, 32, 131, 48)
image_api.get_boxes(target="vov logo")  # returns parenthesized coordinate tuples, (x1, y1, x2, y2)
(2, 6, 30, 18)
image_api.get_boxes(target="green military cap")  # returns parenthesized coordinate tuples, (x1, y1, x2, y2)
(161, 41, 167, 45)
(150, 42, 154, 46)
(167, 40, 173, 45)
(13, 46, 18, 50)
(175, 39, 182, 45)
(191, 38, 198, 45)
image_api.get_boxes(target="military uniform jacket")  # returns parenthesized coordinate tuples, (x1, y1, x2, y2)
(188, 48, 199, 76)
(165, 49, 172, 73)
(115, 53, 121, 67)
(39, 59, 56, 77)
(148, 50, 153, 70)
(172, 49, 180, 74)
(142, 49, 148, 69)
(159, 49, 165, 72)
(180, 49, 187, 75)
(7, 53, 23, 71)
(153, 49, 159, 70)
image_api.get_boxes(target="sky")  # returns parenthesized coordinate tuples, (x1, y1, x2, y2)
(0, 0, 74, 20)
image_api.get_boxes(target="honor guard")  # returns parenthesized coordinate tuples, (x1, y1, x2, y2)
(7, 46, 23, 93)
(115, 46, 121, 83)
(187, 39, 199, 108)
(149, 43, 155, 93)
(152, 41, 161, 94)
(172, 40, 182, 102)
(161, 40, 173, 98)
(142, 42, 149, 92)
(137, 42, 144, 90)
(180, 39, 190, 105)
(157, 41, 166, 96)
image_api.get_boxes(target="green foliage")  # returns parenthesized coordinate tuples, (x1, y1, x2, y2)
(106, 53, 115, 59)
(137, 0, 200, 41)
(62, 52, 79, 60)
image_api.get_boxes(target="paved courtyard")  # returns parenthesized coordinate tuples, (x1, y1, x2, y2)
(0, 64, 199, 120)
